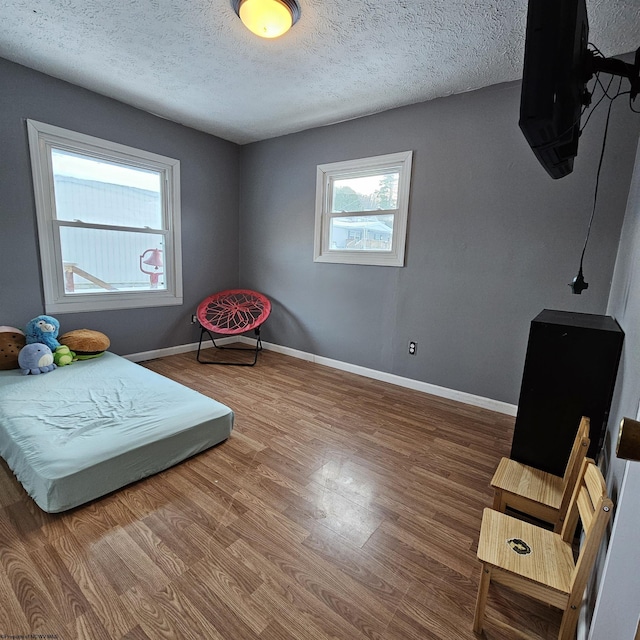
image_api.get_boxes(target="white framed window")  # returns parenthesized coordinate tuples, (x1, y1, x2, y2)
(27, 119, 182, 314)
(314, 150, 413, 267)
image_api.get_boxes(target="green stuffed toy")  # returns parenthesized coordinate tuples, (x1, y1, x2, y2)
(53, 344, 75, 366)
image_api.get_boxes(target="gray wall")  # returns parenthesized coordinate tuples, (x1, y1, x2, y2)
(0, 57, 240, 355)
(605, 137, 640, 492)
(239, 81, 640, 404)
(2, 50, 640, 639)
(586, 138, 640, 639)
(2, 54, 640, 406)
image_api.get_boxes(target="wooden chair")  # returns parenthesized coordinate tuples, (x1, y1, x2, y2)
(473, 458, 613, 639)
(491, 416, 590, 532)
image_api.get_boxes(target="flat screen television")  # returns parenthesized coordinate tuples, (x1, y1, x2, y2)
(519, 0, 590, 179)
(519, 0, 639, 179)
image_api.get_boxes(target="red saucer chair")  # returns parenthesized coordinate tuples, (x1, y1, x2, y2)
(196, 289, 271, 366)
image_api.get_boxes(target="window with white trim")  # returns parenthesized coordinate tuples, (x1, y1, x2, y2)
(314, 151, 413, 266)
(27, 120, 182, 313)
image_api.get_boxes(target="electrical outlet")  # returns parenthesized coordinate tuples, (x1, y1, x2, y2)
(191, 314, 198, 324)
(408, 340, 417, 355)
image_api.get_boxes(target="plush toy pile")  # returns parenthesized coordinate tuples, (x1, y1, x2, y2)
(1, 315, 110, 375)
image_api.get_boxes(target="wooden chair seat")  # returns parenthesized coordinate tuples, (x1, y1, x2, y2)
(491, 458, 563, 517)
(491, 416, 590, 530)
(477, 507, 574, 595)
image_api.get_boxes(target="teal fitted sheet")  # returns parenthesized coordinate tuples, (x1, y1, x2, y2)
(0, 352, 233, 512)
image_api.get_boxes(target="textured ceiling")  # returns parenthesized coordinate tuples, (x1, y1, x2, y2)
(1, 0, 638, 144)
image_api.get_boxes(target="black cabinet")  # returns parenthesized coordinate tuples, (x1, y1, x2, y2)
(510, 310, 624, 476)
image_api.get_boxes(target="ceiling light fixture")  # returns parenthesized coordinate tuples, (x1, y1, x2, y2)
(232, 0, 301, 39)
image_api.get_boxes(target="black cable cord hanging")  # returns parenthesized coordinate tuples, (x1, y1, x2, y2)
(570, 78, 621, 293)
(579, 73, 614, 133)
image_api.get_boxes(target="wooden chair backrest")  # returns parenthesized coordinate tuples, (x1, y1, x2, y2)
(561, 458, 613, 594)
(556, 417, 591, 522)
(562, 416, 591, 489)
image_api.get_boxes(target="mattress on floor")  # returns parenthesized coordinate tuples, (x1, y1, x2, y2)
(0, 351, 233, 512)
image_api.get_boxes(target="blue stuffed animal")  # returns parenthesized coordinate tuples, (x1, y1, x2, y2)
(18, 343, 57, 375)
(25, 315, 60, 351)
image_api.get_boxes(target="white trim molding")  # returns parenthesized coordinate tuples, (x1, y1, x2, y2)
(27, 119, 183, 314)
(126, 337, 517, 416)
(314, 150, 413, 267)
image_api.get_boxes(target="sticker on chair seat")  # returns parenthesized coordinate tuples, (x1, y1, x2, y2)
(507, 538, 532, 555)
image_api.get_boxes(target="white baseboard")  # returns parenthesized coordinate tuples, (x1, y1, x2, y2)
(124, 336, 236, 363)
(125, 337, 518, 417)
(256, 339, 518, 416)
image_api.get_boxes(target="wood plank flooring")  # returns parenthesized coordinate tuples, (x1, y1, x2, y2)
(0, 347, 562, 639)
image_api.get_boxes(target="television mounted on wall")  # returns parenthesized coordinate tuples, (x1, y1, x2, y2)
(519, 0, 639, 179)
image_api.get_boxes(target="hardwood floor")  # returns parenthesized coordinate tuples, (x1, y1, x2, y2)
(0, 347, 562, 639)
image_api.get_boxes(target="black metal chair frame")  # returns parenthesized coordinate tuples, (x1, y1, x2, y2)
(196, 326, 264, 366)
